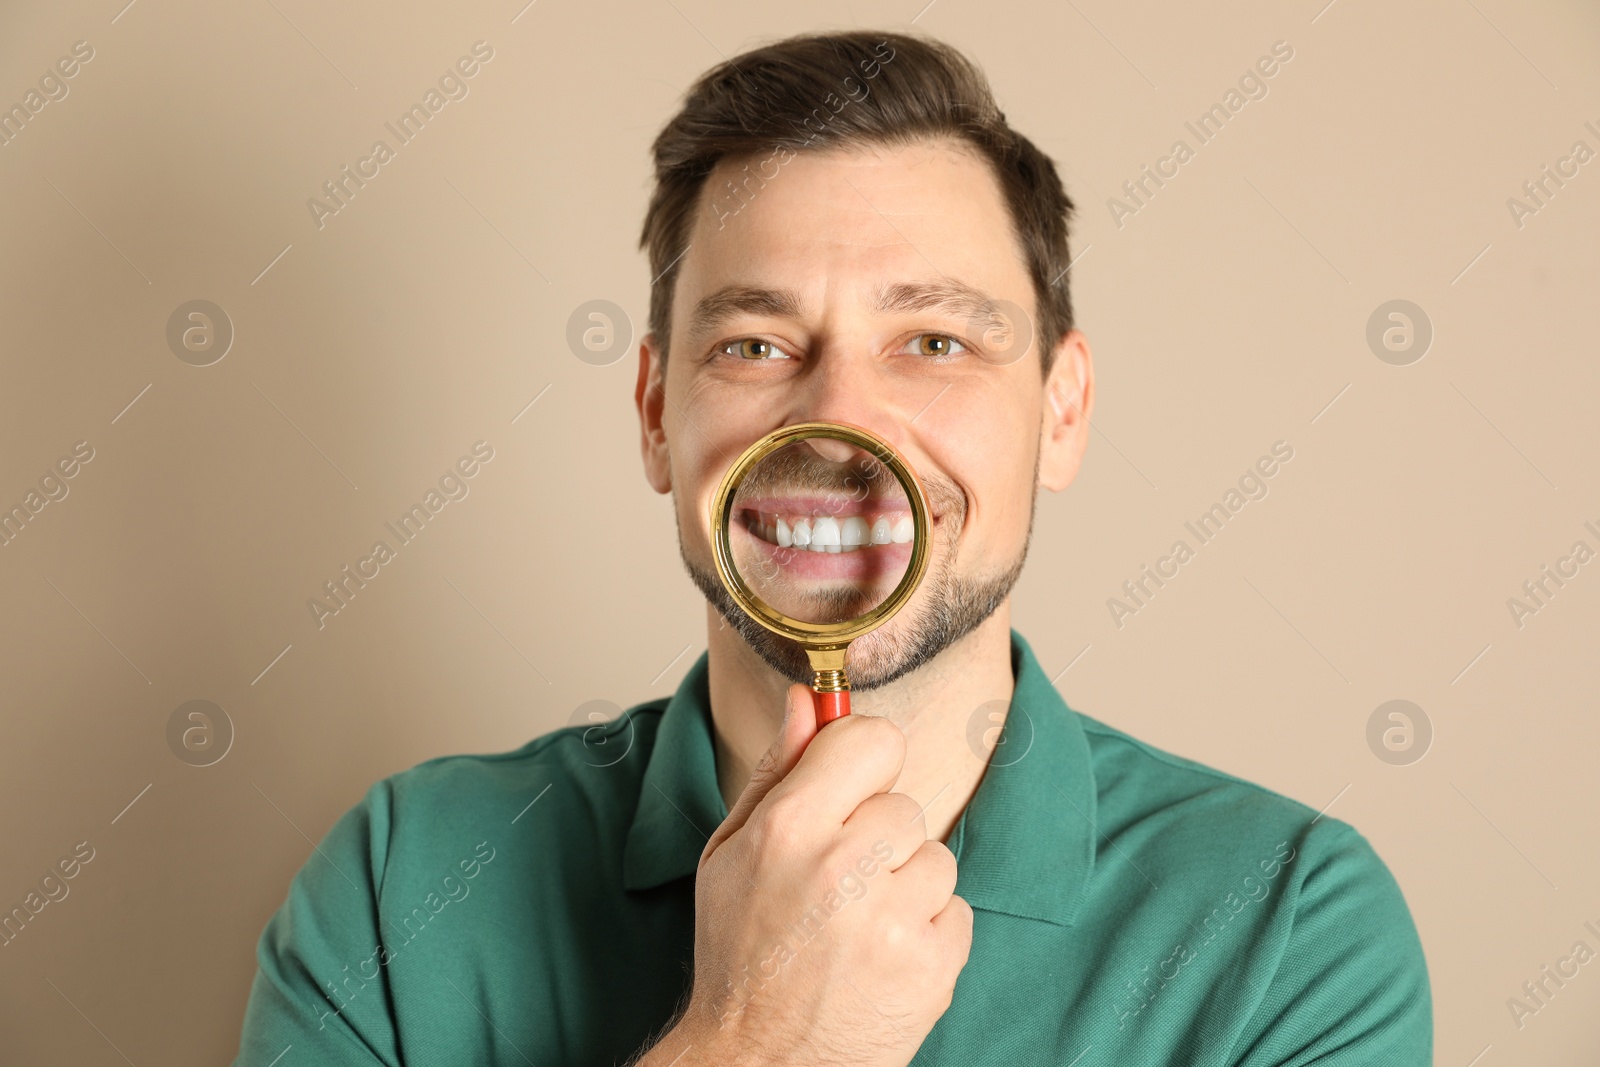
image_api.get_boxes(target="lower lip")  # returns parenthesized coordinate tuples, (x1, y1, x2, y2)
(732, 516, 914, 586)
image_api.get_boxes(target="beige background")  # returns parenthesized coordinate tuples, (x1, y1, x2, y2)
(1, 0, 1596, 1062)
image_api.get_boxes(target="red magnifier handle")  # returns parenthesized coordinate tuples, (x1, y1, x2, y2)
(813, 689, 850, 727)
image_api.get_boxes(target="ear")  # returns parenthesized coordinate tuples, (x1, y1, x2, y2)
(635, 332, 672, 494)
(1038, 329, 1094, 492)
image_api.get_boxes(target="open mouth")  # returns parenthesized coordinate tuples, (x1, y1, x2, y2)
(730, 495, 915, 599)
(742, 508, 915, 552)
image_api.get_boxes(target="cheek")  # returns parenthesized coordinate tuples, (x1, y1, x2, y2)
(922, 381, 1039, 559)
(669, 451, 715, 561)
(664, 432, 731, 566)
(666, 377, 716, 519)
(669, 368, 784, 554)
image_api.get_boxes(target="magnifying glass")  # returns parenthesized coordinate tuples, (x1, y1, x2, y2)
(710, 421, 932, 728)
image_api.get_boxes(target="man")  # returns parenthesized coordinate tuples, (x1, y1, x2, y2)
(233, 30, 1431, 1065)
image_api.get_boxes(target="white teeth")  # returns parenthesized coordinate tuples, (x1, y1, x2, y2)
(811, 517, 840, 553)
(752, 511, 912, 550)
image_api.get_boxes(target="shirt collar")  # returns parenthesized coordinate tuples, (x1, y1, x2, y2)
(623, 651, 728, 891)
(624, 631, 1098, 928)
(946, 631, 1096, 927)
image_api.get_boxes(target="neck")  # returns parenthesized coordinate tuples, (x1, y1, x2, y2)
(704, 606, 1017, 842)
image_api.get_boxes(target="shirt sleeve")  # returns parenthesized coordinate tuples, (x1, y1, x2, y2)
(232, 780, 402, 1067)
(1228, 822, 1432, 1065)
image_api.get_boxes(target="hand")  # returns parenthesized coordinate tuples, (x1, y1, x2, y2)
(651, 684, 973, 1067)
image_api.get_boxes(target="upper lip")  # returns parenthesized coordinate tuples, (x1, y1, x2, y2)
(737, 494, 910, 517)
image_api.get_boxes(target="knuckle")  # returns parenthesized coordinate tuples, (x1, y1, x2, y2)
(762, 791, 804, 829)
(841, 712, 905, 750)
(857, 792, 920, 839)
(952, 898, 976, 941)
(880, 916, 913, 952)
(917, 838, 957, 877)
(749, 796, 804, 858)
(819, 837, 855, 874)
(889, 791, 925, 828)
(868, 714, 908, 749)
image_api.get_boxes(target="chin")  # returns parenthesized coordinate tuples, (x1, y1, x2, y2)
(678, 467, 1036, 693)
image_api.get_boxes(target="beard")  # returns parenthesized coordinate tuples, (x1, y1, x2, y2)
(679, 450, 1038, 691)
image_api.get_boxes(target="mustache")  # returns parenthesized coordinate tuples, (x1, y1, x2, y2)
(735, 448, 898, 503)
(733, 447, 965, 528)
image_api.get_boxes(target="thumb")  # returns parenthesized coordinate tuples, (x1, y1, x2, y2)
(701, 684, 817, 863)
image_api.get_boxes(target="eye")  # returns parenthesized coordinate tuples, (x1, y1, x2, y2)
(719, 338, 793, 360)
(903, 333, 968, 359)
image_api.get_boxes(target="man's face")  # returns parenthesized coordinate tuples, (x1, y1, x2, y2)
(638, 137, 1087, 687)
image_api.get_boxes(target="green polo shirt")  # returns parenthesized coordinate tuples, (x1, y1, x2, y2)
(232, 631, 1430, 1065)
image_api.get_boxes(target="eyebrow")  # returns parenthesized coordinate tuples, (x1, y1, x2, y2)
(687, 285, 805, 340)
(686, 279, 998, 340)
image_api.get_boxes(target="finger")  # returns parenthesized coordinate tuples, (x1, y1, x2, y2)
(701, 683, 816, 864)
(930, 892, 975, 970)
(892, 838, 961, 920)
(763, 711, 907, 830)
(840, 791, 928, 874)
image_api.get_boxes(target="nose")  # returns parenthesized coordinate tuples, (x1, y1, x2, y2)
(789, 345, 908, 453)
(802, 436, 858, 463)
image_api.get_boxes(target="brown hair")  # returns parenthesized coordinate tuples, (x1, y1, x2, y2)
(638, 30, 1077, 375)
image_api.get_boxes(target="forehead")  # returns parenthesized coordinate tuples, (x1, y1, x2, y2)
(671, 138, 1032, 332)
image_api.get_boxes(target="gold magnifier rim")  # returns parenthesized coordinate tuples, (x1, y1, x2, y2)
(710, 421, 932, 648)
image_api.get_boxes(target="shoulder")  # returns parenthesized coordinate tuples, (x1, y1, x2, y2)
(282, 698, 672, 910)
(237, 706, 672, 1064)
(1068, 705, 1423, 961)
(250, 700, 674, 979)
(1075, 707, 1345, 851)
(389, 700, 669, 804)
(1070, 708, 1431, 1055)
(365, 699, 672, 856)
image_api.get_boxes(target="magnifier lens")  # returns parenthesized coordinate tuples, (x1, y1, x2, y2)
(726, 438, 914, 626)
